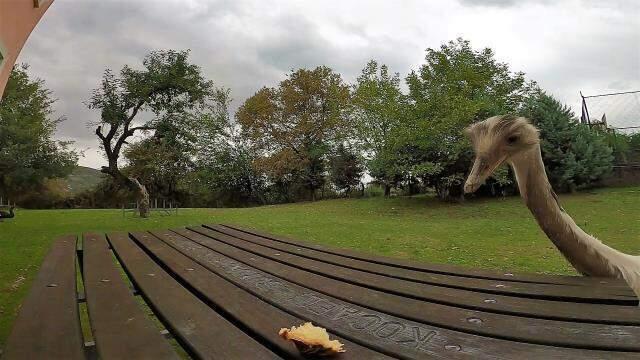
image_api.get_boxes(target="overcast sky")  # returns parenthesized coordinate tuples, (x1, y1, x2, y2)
(17, 0, 640, 168)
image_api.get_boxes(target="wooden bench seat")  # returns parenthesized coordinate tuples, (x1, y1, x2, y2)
(3, 235, 84, 360)
(4, 225, 639, 359)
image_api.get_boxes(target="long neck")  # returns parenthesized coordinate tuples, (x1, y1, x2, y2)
(509, 145, 631, 278)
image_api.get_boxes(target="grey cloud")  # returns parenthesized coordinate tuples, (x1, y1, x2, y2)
(14, 0, 640, 167)
(459, 0, 638, 10)
(457, 0, 554, 8)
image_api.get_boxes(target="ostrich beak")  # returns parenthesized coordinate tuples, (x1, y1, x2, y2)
(464, 155, 506, 194)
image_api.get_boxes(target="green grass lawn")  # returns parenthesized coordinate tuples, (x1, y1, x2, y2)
(1, 186, 639, 349)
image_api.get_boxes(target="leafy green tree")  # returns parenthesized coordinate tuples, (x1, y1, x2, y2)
(351, 60, 407, 196)
(236, 66, 350, 201)
(184, 141, 264, 207)
(523, 92, 613, 192)
(629, 133, 640, 161)
(604, 131, 640, 166)
(123, 120, 194, 200)
(0, 65, 78, 201)
(329, 144, 364, 194)
(88, 50, 223, 216)
(404, 38, 533, 200)
(184, 96, 266, 207)
(605, 132, 631, 164)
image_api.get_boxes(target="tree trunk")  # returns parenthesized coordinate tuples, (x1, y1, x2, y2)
(384, 184, 391, 197)
(435, 183, 448, 201)
(408, 180, 420, 195)
(130, 178, 150, 218)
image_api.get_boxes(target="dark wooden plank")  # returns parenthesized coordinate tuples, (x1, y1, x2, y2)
(154, 229, 637, 359)
(106, 232, 280, 360)
(130, 231, 393, 360)
(82, 233, 178, 360)
(204, 225, 640, 324)
(174, 227, 640, 351)
(212, 225, 635, 304)
(220, 224, 633, 290)
(4, 235, 85, 360)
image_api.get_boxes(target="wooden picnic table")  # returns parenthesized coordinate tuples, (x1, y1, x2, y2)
(4, 224, 640, 359)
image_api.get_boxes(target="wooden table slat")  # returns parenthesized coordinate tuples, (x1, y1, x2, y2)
(7, 226, 638, 359)
(158, 228, 637, 359)
(131, 231, 393, 360)
(203, 225, 640, 324)
(174, 227, 640, 351)
(220, 224, 632, 290)
(212, 225, 636, 304)
(106, 232, 280, 360)
(3, 235, 85, 360)
(83, 233, 179, 360)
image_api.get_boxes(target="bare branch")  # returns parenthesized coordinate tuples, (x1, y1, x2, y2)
(95, 126, 106, 141)
(128, 125, 154, 134)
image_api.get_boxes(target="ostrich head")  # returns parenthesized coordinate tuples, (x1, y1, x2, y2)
(464, 115, 540, 193)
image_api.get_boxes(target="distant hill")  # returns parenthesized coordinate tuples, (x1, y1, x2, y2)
(63, 166, 105, 195)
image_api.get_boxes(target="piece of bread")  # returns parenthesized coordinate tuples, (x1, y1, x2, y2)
(279, 322, 345, 356)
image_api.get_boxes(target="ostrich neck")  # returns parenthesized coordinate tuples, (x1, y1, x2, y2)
(509, 145, 627, 278)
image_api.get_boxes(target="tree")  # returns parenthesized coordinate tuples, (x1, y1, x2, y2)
(351, 60, 407, 196)
(522, 91, 613, 192)
(329, 144, 364, 194)
(184, 140, 264, 207)
(183, 93, 266, 207)
(404, 38, 533, 201)
(0, 65, 78, 201)
(605, 131, 640, 166)
(236, 66, 350, 201)
(88, 50, 221, 217)
(123, 120, 194, 200)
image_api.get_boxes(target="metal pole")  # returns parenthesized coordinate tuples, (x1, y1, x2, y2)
(580, 91, 591, 127)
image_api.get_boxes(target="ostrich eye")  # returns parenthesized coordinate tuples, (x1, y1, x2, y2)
(507, 135, 519, 144)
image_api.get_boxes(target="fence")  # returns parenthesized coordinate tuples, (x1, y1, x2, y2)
(581, 90, 640, 186)
(580, 90, 640, 132)
(0, 196, 15, 209)
(122, 198, 179, 217)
